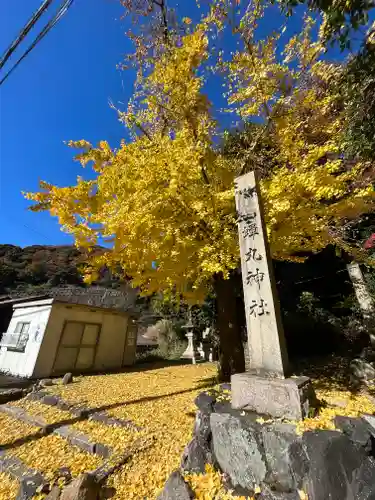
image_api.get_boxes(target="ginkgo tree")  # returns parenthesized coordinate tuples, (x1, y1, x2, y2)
(25, 0, 375, 380)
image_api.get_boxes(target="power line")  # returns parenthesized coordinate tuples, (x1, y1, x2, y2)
(0, 0, 54, 71)
(0, 0, 74, 86)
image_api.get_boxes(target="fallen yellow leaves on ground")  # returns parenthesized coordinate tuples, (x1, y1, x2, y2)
(185, 464, 254, 500)
(0, 472, 18, 500)
(0, 413, 38, 446)
(9, 434, 102, 482)
(51, 363, 217, 499)
(1, 359, 374, 499)
(296, 389, 375, 433)
(72, 419, 145, 454)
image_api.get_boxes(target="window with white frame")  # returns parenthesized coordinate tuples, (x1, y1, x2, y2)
(0, 321, 30, 350)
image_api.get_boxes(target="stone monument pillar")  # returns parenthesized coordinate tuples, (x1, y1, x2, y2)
(231, 171, 316, 420)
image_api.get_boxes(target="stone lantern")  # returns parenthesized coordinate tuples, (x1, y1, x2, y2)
(180, 311, 200, 364)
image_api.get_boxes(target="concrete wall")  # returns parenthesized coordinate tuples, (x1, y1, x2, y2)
(33, 302, 135, 378)
(0, 302, 52, 377)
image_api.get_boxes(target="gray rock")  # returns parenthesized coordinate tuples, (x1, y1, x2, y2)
(303, 429, 367, 500)
(210, 412, 266, 492)
(262, 423, 302, 492)
(194, 392, 215, 413)
(352, 456, 375, 500)
(362, 414, 375, 436)
(26, 390, 47, 401)
(62, 373, 73, 385)
(0, 388, 24, 404)
(180, 437, 212, 473)
(193, 410, 211, 446)
(42, 395, 60, 406)
(39, 379, 53, 387)
(350, 359, 375, 382)
(219, 383, 231, 392)
(334, 416, 373, 451)
(60, 473, 99, 500)
(288, 440, 309, 489)
(360, 347, 375, 363)
(157, 470, 194, 500)
(259, 486, 301, 499)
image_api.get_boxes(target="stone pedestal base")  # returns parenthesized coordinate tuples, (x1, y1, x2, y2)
(231, 372, 317, 420)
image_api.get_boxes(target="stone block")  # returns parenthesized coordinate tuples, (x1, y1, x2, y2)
(54, 426, 96, 454)
(231, 373, 316, 420)
(89, 412, 109, 424)
(210, 412, 266, 492)
(0, 404, 46, 428)
(0, 454, 29, 478)
(60, 473, 99, 500)
(45, 486, 61, 500)
(157, 470, 194, 500)
(54, 425, 73, 439)
(16, 474, 46, 500)
(94, 443, 112, 459)
(69, 433, 96, 455)
(0, 453, 46, 498)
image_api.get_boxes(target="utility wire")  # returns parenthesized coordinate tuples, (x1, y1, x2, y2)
(0, 0, 74, 86)
(0, 0, 54, 71)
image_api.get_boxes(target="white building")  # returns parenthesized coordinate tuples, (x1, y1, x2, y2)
(0, 294, 138, 379)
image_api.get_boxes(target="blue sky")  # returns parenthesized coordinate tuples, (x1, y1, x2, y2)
(0, 0, 131, 247)
(0, 0, 366, 248)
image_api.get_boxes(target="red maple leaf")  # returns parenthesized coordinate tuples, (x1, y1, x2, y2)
(364, 233, 375, 249)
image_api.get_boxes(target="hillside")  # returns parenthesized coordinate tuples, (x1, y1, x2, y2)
(0, 244, 113, 296)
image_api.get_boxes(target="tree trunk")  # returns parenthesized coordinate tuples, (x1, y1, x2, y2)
(213, 271, 245, 382)
(347, 261, 375, 347)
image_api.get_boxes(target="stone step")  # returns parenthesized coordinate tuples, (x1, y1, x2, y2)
(0, 403, 48, 429)
(0, 403, 112, 458)
(26, 390, 141, 430)
(0, 451, 47, 499)
(53, 426, 112, 458)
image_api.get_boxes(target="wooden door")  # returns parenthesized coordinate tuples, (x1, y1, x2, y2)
(53, 321, 100, 374)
